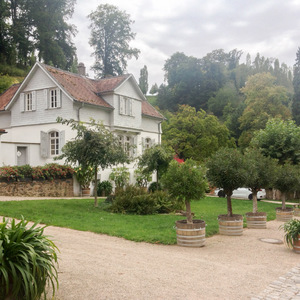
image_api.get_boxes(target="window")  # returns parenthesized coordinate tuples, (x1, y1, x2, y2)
(44, 88, 61, 109)
(50, 89, 58, 108)
(50, 131, 59, 156)
(119, 96, 133, 116)
(118, 134, 135, 156)
(20, 92, 36, 112)
(142, 137, 154, 152)
(40, 130, 65, 158)
(145, 138, 152, 149)
(25, 93, 32, 111)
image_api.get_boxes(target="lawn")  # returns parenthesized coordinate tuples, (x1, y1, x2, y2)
(0, 197, 287, 244)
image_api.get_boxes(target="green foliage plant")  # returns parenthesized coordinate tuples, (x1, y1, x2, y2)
(206, 148, 247, 217)
(148, 182, 162, 193)
(109, 167, 130, 191)
(57, 117, 129, 207)
(17, 164, 33, 178)
(134, 167, 152, 188)
(97, 180, 113, 196)
(74, 166, 94, 189)
(280, 219, 300, 249)
(273, 163, 299, 210)
(0, 217, 59, 300)
(243, 148, 277, 213)
(162, 159, 208, 224)
(138, 144, 173, 186)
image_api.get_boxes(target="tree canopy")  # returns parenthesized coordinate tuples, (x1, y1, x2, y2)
(250, 118, 300, 165)
(57, 118, 129, 206)
(162, 105, 235, 161)
(88, 4, 140, 78)
(0, 0, 77, 70)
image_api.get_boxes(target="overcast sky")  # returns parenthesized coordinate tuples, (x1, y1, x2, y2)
(71, 0, 300, 88)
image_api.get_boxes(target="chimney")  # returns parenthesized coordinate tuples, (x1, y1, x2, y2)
(78, 62, 86, 76)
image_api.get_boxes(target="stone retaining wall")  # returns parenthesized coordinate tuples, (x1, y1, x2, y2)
(0, 178, 74, 197)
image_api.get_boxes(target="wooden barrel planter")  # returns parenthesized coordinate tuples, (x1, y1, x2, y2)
(218, 214, 243, 236)
(276, 207, 294, 222)
(81, 188, 91, 197)
(175, 220, 206, 247)
(293, 235, 300, 254)
(245, 212, 267, 229)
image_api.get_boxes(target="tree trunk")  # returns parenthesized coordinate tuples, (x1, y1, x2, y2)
(282, 192, 286, 210)
(94, 166, 98, 207)
(185, 200, 193, 224)
(252, 190, 258, 213)
(227, 192, 233, 217)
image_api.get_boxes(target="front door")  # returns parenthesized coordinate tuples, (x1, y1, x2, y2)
(17, 146, 27, 166)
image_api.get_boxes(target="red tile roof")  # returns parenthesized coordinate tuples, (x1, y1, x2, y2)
(142, 101, 164, 119)
(0, 64, 164, 119)
(0, 84, 21, 111)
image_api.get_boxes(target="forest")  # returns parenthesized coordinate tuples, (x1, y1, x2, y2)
(1, 0, 300, 160)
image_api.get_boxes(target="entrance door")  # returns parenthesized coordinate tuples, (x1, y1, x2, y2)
(17, 146, 27, 166)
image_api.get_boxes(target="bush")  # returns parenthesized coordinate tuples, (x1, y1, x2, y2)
(109, 186, 181, 215)
(97, 180, 113, 196)
(0, 166, 19, 181)
(148, 182, 162, 193)
(0, 217, 59, 300)
(17, 164, 33, 178)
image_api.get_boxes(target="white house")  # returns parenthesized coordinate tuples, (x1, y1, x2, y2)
(0, 62, 164, 188)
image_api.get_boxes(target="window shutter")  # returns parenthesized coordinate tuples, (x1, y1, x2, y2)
(57, 88, 61, 107)
(20, 93, 25, 112)
(129, 99, 133, 116)
(119, 96, 124, 114)
(132, 136, 137, 157)
(59, 130, 65, 154)
(44, 89, 48, 108)
(32, 91, 36, 111)
(40, 131, 49, 158)
(142, 137, 145, 150)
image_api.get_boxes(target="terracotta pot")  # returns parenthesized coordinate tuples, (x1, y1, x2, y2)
(293, 234, 300, 254)
(218, 214, 243, 236)
(175, 219, 205, 247)
(245, 212, 267, 229)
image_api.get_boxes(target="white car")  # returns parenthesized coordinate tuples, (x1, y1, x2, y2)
(215, 188, 266, 200)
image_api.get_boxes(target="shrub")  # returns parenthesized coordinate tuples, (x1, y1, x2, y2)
(42, 163, 74, 180)
(148, 181, 162, 193)
(73, 166, 94, 188)
(0, 166, 19, 181)
(17, 164, 33, 178)
(109, 167, 130, 191)
(32, 166, 45, 180)
(0, 217, 59, 300)
(109, 186, 181, 215)
(97, 180, 113, 196)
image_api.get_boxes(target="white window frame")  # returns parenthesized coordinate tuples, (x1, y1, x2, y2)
(119, 96, 133, 116)
(50, 131, 60, 156)
(45, 88, 61, 109)
(118, 134, 136, 157)
(142, 137, 155, 152)
(40, 130, 65, 158)
(20, 91, 36, 112)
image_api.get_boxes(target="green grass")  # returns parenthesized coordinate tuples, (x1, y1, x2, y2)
(0, 197, 288, 245)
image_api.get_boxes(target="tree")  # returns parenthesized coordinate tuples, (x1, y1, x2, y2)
(0, 0, 77, 70)
(162, 159, 208, 224)
(250, 118, 300, 165)
(149, 83, 158, 95)
(137, 144, 173, 186)
(162, 105, 235, 161)
(238, 72, 291, 148)
(206, 148, 246, 217)
(57, 118, 129, 207)
(292, 47, 300, 125)
(139, 65, 148, 95)
(243, 148, 277, 213)
(88, 4, 140, 78)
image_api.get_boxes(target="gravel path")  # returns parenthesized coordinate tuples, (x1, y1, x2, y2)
(42, 218, 299, 300)
(0, 197, 299, 299)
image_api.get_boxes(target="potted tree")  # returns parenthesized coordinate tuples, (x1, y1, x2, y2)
(274, 163, 298, 221)
(280, 219, 300, 254)
(74, 166, 94, 196)
(206, 148, 246, 236)
(243, 149, 277, 229)
(162, 159, 208, 247)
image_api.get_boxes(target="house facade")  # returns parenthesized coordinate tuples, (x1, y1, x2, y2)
(0, 62, 164, 188)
